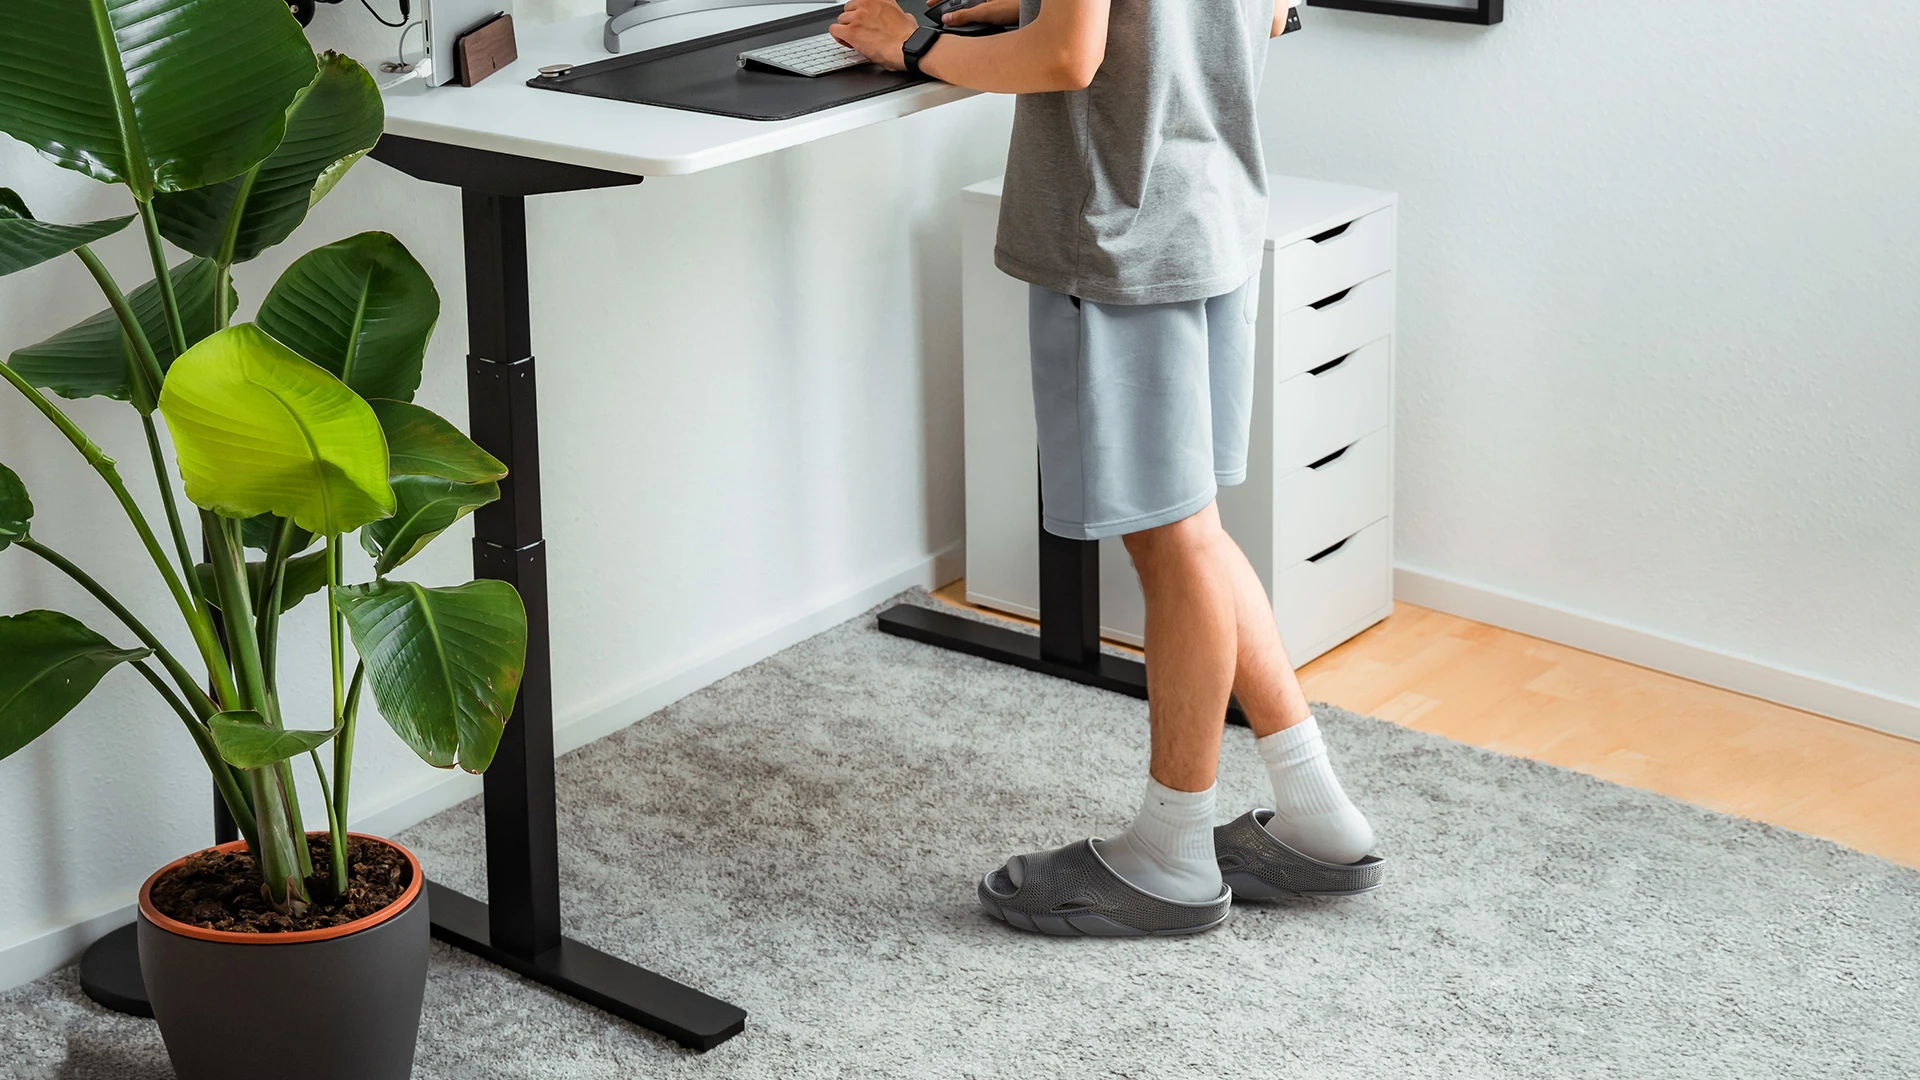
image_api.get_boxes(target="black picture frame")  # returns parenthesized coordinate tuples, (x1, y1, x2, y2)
(1306, 0, 1503, 25)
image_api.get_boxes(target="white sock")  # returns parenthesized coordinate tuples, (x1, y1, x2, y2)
(1091, 778, 1223, 903)
(1257, 715, 1376, 864)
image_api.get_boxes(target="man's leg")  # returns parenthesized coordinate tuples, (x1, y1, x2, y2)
(1204, 512, 1377, 864)
(1084, 507, 1237, 903)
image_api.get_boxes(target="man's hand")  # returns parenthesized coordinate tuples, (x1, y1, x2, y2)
(935, 0, 1020, 29)
(830, 0, 920, 71)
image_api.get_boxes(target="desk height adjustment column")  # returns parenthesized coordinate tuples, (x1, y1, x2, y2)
(462, 190, 563, 960)
(367, 135, 744, 1051)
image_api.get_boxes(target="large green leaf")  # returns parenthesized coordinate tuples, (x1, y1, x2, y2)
(370, 399, 506, 483)
(208, 709, 338, 768)
(157, 324, 395, 535)
(0, 188, 132, 278)
(154, 53, 384, 265)
(7, 257, 232, 406)
(0, 611, 149, 760)
(0, 463, 32, 550)
(256, 233, 438, 403)
(362, 476, 499, 575)
(193, 551, 330, 615)
(335, 580, 526, 773)
(0, 0, 316, 199)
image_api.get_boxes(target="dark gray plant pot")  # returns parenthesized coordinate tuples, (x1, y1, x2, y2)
(136, 836, 430, 1080)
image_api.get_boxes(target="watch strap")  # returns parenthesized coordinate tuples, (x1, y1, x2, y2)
(903, 26, 941, 76)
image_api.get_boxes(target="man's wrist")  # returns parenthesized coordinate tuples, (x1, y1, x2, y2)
(902, 25, 942, 76)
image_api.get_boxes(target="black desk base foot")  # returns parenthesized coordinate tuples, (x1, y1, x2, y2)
(428, 882, 745, 1051)
(79, 923, 153, 1018)
(876, 603, 1248, 726)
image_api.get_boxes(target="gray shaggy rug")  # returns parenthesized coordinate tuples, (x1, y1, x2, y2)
(5, 592, 1916, 1078)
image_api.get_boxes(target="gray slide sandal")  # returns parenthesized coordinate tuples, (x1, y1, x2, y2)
(1213, 809, 1386, 899)
(978, 839, 1232, 937)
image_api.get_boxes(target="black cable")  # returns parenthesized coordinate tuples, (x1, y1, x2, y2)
(359, 0, 407, 27)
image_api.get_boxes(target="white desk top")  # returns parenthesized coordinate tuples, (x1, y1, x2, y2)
(382, 8, 981, 177)
(963, 174, 1398, 250)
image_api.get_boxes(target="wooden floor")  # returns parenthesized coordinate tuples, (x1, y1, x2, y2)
(931, 582, 1920, 868)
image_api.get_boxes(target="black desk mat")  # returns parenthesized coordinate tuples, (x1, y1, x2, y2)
(529, 5, 942, 122)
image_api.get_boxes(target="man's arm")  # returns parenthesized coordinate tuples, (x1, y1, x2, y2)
(830, 0, 1110, 94)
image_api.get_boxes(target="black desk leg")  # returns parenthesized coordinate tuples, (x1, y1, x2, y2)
(876, 483, 1248, 727)
(432, 190, 747, 1051)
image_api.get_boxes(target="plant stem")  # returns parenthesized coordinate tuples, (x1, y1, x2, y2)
(16, 538, 216, 718)
(326, 535, 344, 726)
(72, 245, 166, 400)
(330, 661, 364, 897)
(245, 765, 309, 910)
(0, 362, 237, 709)
(136, 200, 188, 358)
(310, 748, 349, 898)
(204, 514, 270, 712)
(140, 413, 205, 613)
(212, 168, 256, 329)
(204, 514, 313, 890)
(256, 517, 295, 691)
(133, 660, 258, 848)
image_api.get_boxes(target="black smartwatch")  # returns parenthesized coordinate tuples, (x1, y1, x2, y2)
(902, 26, 942, 77)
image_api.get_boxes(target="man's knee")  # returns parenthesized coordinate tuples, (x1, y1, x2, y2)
(1122, 504, 1223, 568)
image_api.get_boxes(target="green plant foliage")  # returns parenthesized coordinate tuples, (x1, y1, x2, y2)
(0, 0, 316, 199)
(8, 258, 234, 406)
(0, 610, 150, 760)
(158, 324, 395, 535)
(193, 551, 331, 614)
(370, 399, 507, 482)
(0, 463, 30, 550)
(362, 476, 500, 575)
(256, 233, 438, 403)
(238, 514, 317, 556)
(155, 53, 383, 264)
(0, 188, 132, 278)
(335, 580, 527, 773)
(208, 710, 339, 769)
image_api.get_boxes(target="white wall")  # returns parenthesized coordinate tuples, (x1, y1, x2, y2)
(0, 1, 1010, 986)
(1262, 2, 1920, 732)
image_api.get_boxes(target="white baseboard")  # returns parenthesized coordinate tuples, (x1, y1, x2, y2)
(0, 542, 963, 993)
(1394, 565, 1920, 744)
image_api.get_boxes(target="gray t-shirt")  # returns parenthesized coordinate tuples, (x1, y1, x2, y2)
(995, 0, 1272, 306)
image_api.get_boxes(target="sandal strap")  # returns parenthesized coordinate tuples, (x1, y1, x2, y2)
(987, 839, 1230, 934)
(1214, 810, 1386, 896)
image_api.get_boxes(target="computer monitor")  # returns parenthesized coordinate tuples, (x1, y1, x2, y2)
(603, 0, 831, 54)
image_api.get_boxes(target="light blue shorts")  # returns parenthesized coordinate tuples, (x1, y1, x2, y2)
(1028, 277, 1258, 541)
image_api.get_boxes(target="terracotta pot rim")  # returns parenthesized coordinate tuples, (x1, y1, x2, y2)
(137, 832, 422, 946)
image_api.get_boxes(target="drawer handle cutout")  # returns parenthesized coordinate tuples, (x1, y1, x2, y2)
(1309, 220, 1354, 244)
(1309, 288, 1352, 310)
(1306, 353, 1351, 377)
(1307, 537, 1352, 563)
(1307, 443, 1353, 470)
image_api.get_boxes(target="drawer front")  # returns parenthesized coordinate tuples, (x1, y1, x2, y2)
(1275, 207, 1395, 315)
(1274, 427, 1391, 568)
(1274, 336, 1390, 471)
(1275, 270, 1394, 382)
(1274, 517, 1391, 659)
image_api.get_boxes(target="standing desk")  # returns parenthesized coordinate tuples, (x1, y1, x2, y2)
(364, 8, 979, 1054)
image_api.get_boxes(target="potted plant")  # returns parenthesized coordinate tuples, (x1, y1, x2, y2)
(0, 3, 526, 1078)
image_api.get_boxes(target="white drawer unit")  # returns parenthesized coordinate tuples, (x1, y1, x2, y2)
(962, 175, 1398, 665)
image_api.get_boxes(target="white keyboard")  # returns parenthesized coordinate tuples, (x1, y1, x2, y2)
(737, 33, 872, 77)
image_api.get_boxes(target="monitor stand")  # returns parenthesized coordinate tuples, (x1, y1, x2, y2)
(604, 0, 831, 53)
